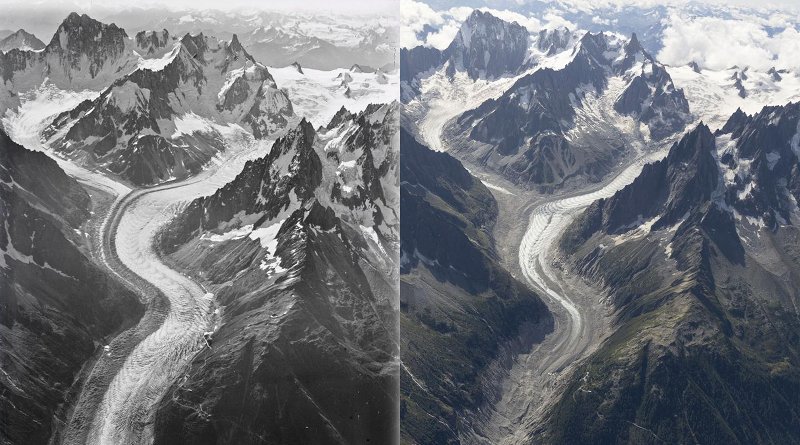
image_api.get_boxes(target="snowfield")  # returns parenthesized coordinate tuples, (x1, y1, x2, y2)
(669, 65, 800, 130)
(270, 65, 399, 127)
(134, 43, 181, 72)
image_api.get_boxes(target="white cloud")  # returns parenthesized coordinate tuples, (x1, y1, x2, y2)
(447, 6, 474, 22)
(546, 0, 798, 12)
(541, 10, 576, 30)
(657, 12, 800, 71)
(400, 0, 444, 48)
(769, 27, 800, 71)
(480, 8, 543, 32)
(425, 22, 460, 49)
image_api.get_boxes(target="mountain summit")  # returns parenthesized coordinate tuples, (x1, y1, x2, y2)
(0, 29, 45, 52)
(444, 10, 530, 79)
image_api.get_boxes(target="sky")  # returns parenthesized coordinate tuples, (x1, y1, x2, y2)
(418, 0, 800, 10)
(0, 0, 396, 13)
(564, 0, 800, 8)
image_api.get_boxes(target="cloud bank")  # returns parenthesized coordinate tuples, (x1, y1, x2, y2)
(658, 13, 800, 71)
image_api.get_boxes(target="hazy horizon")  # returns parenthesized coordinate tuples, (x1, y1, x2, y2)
(0, 1, 396, 42)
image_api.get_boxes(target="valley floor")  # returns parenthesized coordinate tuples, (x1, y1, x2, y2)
(449, 135, 675, 444)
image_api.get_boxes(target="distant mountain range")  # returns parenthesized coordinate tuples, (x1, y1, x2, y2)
(0, 29, 45, 52)
(0, 8, 396, 71)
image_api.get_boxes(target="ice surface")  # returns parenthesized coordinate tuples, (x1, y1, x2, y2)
(270, 66, 398, 127)
(669, 65, 800, 130)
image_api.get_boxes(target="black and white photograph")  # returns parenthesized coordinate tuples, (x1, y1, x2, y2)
(0, 1, 399, 444)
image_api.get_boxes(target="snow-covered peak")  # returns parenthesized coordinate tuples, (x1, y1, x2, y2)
(0, 12, 140, 101)
(314, 102, 399, 234)
(0, 29, 45, 52)
(444, 10, 530, 80)
(48, 12, 128, 55)
(39, 22, 294, 186)
(456, 10, 508, 51)
(536, 27, 574, 55)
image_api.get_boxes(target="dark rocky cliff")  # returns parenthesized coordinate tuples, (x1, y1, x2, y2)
(399, 128, 552, 444)
(550, 106, 800, 444)
(0, 130, 143, 445)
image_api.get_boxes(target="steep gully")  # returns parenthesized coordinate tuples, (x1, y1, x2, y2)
(4, 90, 281, 445)
(418, 100, 673, 444)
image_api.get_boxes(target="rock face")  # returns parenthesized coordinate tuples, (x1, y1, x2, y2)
(443, 10, 530, 80)
(0, 29, 45, 52)
(43, 31, 294, 186)
(290, 61, 303, 74)
(0, 12, 138, 106)
(0, 130, 143, 445)
(399, 46, 442, 102)
(399, 128, 551, 443)
(134, 29, 172, 56)
(350, 63, 375, 73)
(536, 28, 573, 55)
(400, 10, 530, 102)
(570, 123, 718, 238)
(715, 102, 800, 229)
(612, 35, 690, 139)
(153, 103, 399, 445)
(552, 104, 800, 444)
(399, 46, 442, 84)
(452, 31, 689, 188)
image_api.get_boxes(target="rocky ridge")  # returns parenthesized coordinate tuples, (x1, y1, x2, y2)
(152, 103, 399, 444)
(43, 30, 294, 186)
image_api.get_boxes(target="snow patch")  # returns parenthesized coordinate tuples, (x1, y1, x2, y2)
(171, 113, 216, 138)
(270, 65, 398, 127)
(136, 44, 181, 72)
(249, 219, 285, 253)
(201, 224, 254, 242)
(481, 180, 515, 195)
